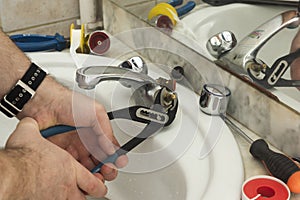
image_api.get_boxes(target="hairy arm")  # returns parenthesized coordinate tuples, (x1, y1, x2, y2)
(0, 30, 69, 128)
(0, 30, 127, 198)
(0, 149, 25, 199)
(0, 118, 106, 199)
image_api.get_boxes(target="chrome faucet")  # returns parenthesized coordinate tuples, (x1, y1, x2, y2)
(76, 65, 155, 90)
(76, 60, 177, 109)
(207, 10, 300, 85)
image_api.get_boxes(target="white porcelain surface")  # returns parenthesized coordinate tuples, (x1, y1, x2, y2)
(0, 52, 244, 199)
(176, 3, 300, 111)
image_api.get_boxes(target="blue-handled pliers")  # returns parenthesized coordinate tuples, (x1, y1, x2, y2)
(10, 33, 69, 52)
(247, 48, 300, 88)
(40, 90, 178, 174)
(40, 105, 165, 173)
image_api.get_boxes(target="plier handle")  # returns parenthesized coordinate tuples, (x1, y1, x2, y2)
(168, 0, 183, 7)
(40, 87, 178, 173)
(40, 105, 169, 138)
(10, 33, 69, 52)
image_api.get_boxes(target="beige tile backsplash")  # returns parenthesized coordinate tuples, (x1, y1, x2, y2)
(0, 0, 80, 36)
(0, 0, 200, 36)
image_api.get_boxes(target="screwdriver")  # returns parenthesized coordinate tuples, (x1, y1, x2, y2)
(225, 117, 300, 194)
(199, 84, 300, 193)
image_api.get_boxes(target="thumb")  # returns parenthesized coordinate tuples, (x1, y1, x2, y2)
(6, 117, 41, 149)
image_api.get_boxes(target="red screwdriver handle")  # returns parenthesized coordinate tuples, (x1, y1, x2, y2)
(250, 139, 300, 193)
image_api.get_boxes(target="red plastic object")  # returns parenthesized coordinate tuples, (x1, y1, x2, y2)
(88, 31, 110, 55)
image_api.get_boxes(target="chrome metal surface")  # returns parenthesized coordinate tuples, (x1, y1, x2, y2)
(206, 31, 237, 59)
(119, 56, 148, 74)
(199, 84, 231, 115)
(219, 10, 300, 77)
(76, 65, 177, 108)
(199, 84, 253, 144)
(76, 66, 156, 90)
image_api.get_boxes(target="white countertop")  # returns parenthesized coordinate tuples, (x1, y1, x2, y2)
(230, 116, 300, 199)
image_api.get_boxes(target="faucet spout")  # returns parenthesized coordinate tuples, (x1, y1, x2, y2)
(220, 10, 300, 76)
(76, 65, 177, 109)
(76, 66, 156, 90)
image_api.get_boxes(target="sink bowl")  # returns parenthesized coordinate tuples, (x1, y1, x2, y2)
(176, 3, 300, 111)
(0, 52, 244, 199)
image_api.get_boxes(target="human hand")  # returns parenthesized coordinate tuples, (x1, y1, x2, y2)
(0, 30, 127, 179)
(18, 77, 128, 181)
(5, 118, 107, 199)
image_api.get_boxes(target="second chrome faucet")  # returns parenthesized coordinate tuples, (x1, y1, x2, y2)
(207, 9, 300, 88)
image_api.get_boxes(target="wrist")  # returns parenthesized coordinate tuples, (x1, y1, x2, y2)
(17, 75, 70, 129)
(0, 62, 48, 118)
(0, 31, 31, 99)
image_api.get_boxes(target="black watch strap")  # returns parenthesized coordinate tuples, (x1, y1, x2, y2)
(0, 63, 47, 118)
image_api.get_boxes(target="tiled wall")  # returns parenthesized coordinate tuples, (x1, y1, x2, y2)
(0, 0, 200, 35)
(0, 0, 80, 36)
(121, 0, 202, 20)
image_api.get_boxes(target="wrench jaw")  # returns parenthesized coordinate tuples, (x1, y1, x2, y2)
(155, 87, 178, 127)
(246, 48, 300, 88)
(92, 87, 179, 173)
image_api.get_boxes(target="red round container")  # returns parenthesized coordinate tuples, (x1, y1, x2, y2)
(242, 175, 290, 200)
(88, 31, 110, 55)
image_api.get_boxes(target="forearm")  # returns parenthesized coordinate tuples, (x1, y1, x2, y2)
(0, 148, 33, 199)
(0, 31, 31, 98)
(0, 30, 70, 128)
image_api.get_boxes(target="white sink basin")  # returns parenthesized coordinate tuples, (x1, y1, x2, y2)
(0, 52, 244, 199)
(176, 3, 300, 111)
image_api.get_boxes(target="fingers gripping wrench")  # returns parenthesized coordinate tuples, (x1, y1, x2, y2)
(40, 87, 178, 173)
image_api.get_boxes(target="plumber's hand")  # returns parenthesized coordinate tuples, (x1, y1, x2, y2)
(5, 118, 107, 199)
(290, 29, 300, 82)
(18, 77, 128, 181)
(0, 30, 127, 182)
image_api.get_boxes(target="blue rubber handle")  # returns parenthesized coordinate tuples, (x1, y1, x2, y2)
(41, 125, 120, 173)
(10, 33, 67, 52)
(91, 153, 119, 173)
(176, 1, 196, 17)
(168, 0, 183, 7)
(40, 125, 77, 138)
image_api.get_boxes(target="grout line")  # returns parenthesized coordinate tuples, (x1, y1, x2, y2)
(5, 16, 79, 34)
(125, 0, 156, 7)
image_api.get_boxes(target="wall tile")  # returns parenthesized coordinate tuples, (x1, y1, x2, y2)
(126, 1, 156, 20)
(113, 0, 152, 7)
(0, 0, 79, 32)
(7, 19, 75, 37)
